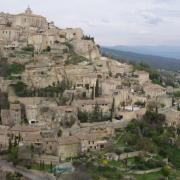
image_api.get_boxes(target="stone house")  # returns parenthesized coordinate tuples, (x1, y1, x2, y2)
(101, 79, 118, 95)
(50, 43, 67, 54)
(42, 137, 57, 155)
(75, 133, 107, 153)
(0, 109, 13, 126)
(144, 83, 166, 98)
(161, 108, 180, 126)
(113, 89, 132, 107)
(55, 106, 77, 122)
(79, 123, 115, 138)
(74, 98, 112, 113)
(0, 126, 9, 151)
(57, 136, 81, 161)
(117, 108, 146, 121)
(22, 132, 58, 155)
(25, 104, 38, 124)
(10, 102, 22, 125)
(134, 71, 149, 85)
(64, 28, 83, 41)
(22, 133, 43, 151)
(28, 32, 60, 52)
(0, 77, 12, 92)
(107, 59, 133, 77)
(156, 95, 172, 108)
(0, 26, 21, 42)
(9, 125, 41, 139)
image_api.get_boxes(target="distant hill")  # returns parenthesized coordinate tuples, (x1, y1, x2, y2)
(109, 45, 180, 59)
(102, 47, 180, 71)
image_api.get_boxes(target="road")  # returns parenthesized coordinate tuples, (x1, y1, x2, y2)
(0, 159, 56, 180)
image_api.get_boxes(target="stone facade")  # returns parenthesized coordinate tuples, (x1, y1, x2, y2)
(25, 104, 38, 124)
(0, 109, 12, 126)
(57, 136, 81, 161)
(134, 71, 149, 85)
(144, 83, 166, 98)
(13, 7, 47, 28)
(10, 103, 22, 125)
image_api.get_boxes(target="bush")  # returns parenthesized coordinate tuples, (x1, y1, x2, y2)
(22, 45, 34, 52)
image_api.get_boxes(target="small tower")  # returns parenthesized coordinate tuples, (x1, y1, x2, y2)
(25, 6, 32, 15)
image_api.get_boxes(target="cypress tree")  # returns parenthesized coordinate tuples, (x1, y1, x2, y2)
(95, 79, 100, 97)
(110, 98, 115, 122)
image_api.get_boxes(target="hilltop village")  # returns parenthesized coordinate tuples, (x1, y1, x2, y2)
(0, 7, 180, 180)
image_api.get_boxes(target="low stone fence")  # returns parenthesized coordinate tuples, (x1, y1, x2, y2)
(106, 151, 144, 161)
(119, 151, 144, 160)
(33, 155, 59, 165)
(131, 168, 162, 175)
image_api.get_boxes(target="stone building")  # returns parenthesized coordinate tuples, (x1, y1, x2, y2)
(0, 109, 13, 126)
(57, 136, 81, 161)
(13, 7, 47, 28)
(9, 125, 41, 139)
(64, 28, 83, 41)
(55, 106, 76, 122)
(144, 83, 166, 98)
(10, 102, 22, 125)
(74, 98, 112, 113)
(134, 71, 149, 85)
(0, 26, 21, 42)
(161, 108, 180, 126)
(25, 104, 38, 124)
(75, 133, 107, 153)
(0, 126, 9, 151)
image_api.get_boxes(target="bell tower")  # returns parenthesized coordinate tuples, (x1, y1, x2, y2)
(25, 6, 32, 15)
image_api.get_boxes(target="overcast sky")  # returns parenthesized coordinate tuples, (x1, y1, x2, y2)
(1, 0, 180, 46)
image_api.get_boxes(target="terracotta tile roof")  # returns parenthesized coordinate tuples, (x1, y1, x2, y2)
(10, 125, 40, 133)
(58, 136, 80, 145)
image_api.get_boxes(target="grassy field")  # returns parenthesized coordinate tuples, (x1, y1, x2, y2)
(135, 172, 163, 180)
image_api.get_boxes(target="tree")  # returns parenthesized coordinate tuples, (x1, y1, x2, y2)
(172, 97, 175, 107)
(110, 97, 115, 122)
(95, 79, 100, 97)
(50, 161, 53, 173)
(8, 138, 13, 152)
(91, 103, 101, 122)
(30, 144, 34, 159)
(46, 46, 51, 52)
(77, 109, 88, 123)
(177, 104, 180, 111)
(121, 101, 125, 110)
(91, 86, 95, 99)
(9, 146, 19, 166)
(162, 165, 171, 179)
(57, 129, 62, 137)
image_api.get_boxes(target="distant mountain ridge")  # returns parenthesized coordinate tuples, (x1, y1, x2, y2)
(109, 45, 180, 59)
(102, 47, 180, 71)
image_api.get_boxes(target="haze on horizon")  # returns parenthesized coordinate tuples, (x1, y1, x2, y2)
(1, 0, 180, 46)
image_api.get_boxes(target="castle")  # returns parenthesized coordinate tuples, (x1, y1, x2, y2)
(0, 7, 89, 54)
